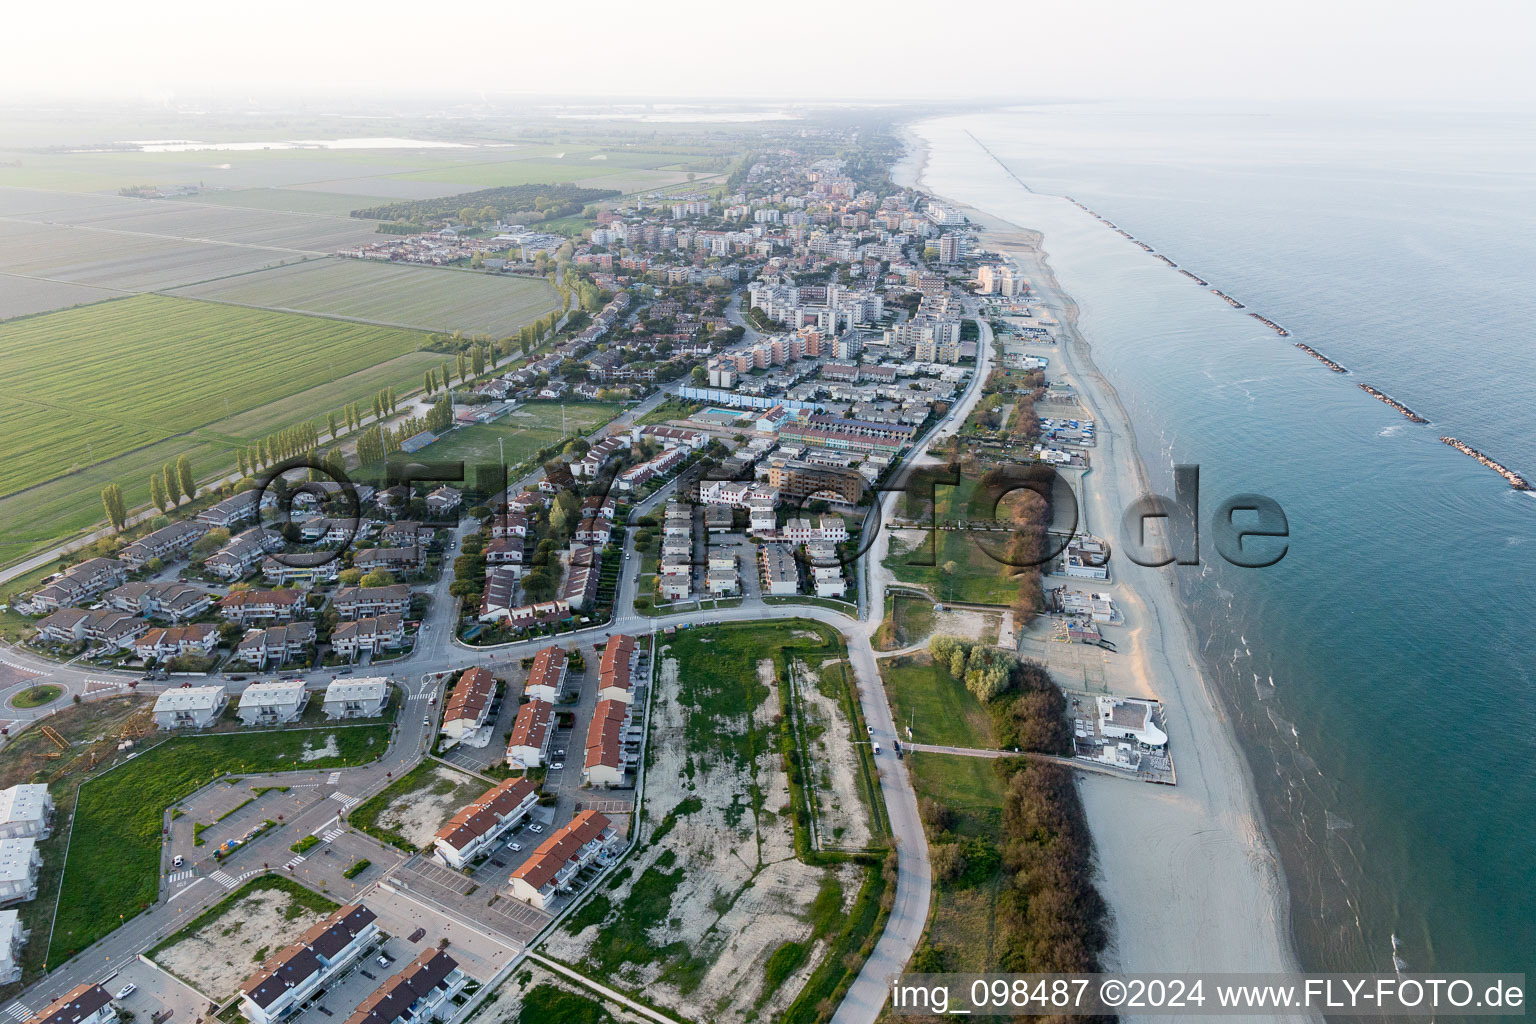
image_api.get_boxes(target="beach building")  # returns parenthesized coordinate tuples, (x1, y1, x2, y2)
(1063, 539, 1110, 580)
(524, 647, 567, 702)
(341, 949, 465, 1024)
(0, 786, 51, 844)
(237, 680, 308, 726)
(0, 908, 25, 983)
(153, 685, 228, 729)
(323, 678, 390, 720)
(1097, 696, 1168, 749)
(432, 778, 538, 869)
(507, 810, 621, 910)
(506, 699, 554, 768)
(24, 984, 116, 1024)
(237, 904, 380, 1024)
(441, 667, 496, 746)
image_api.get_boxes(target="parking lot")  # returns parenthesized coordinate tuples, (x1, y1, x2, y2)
(92, 958, 212, 1024)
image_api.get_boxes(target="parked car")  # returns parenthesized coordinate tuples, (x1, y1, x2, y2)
(528, 823, 545, 834)
(172, 855, 184, 868)
(116, 985, 136, 1000)
(509, 842, 523, 853)
(377, 955, 389, 967)
(550, 761, 564, 770)
(423, 716, 431, 726)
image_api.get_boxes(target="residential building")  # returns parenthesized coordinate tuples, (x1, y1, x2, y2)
(573, 516, 612, 546)
(1064, 539, 1110, 581)
(197, 491, 261, 529)
(238, 904, 380, 1024)
(134, 623, 219, 662)
(237, 680, 308, 726)
(1097, 697, 1168, 749)
(351, 546, 423, 575)
(432, 778, 538, 869)
(506, 699, 553, 768)
(597, 635, 636, 704)
(206, 530, 283, 581)
(0, 786, 52, 841)
(220, 589, 303, 624)
(341, 949, 465, 1024)
(30, 558, 129, 611)
(330, 614, 405, 661)
(0, 838, 42, 905)
(524, 647, 567, 702)
(759, 543, 800, 595)
(24, 984, 116, 1024)
(659, 572, 691, 602)
(33, 609, 147, 650)
(508, 810, 621, 909)
(425, 486, 461, 515)
(153, 685, 228, 729)
(767, 459, 863, 505)
(106, 581, 211, 622)
(441, 667, 495, 745)
(380, 522, 435, 548)
(235, 622, 316, 670)
(261, 556, 341, 588)
(333, 585, 411, 621)
(323, 678, 390, 720)
(0, 908, 25, 984)
(120, 521, 207, 567)
(583, 699, 633, 788)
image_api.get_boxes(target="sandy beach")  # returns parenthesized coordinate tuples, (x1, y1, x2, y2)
(901, 128, 1303, 985)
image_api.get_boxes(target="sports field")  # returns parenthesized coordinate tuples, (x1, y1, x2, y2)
(169, 257, 558, 336)
(0, 294, 436, 566)
(361, 402, 623, 482)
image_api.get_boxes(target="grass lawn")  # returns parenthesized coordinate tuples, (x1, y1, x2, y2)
(169, 258, 558, 338)
(873, 594, 936, 651)
(907, 751, 1007, 973)
(879, 653, 994, 749)
(9, 684, 62, 709)
(887, 473, 1034, 607)
(49, 724, 388, 963)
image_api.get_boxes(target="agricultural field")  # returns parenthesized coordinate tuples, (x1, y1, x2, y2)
(49, 723, 389, 963)
(23, 197, 381, 252)
(879, 653, 995, 749)
(0, 274, 120, 321)
(149, 874, 339, 998)
(347, 760, 485, 852)
(545, 621, 886, 1024)
(362, 403, 623, 483)
(169, 258, 559, 337)
(172, 188, 387, 216)
(0, 294, 435, 566)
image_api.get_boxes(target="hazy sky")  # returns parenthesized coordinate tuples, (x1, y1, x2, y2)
(9, 0, 1536, 105)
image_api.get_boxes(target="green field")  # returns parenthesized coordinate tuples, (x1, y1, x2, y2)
(0, 295, 437, 566)
(172, 189, 386, 216)
(49, 724, 389, 964)
(907, 751, 1008, 972)
(879, 653, 994, 749)
(170, 258, 559, 337)
(363, 402, 622, 481)
(888, 474, 1035, 606)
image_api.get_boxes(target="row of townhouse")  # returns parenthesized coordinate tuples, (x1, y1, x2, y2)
(560, 546, 601, 611)
(658, 499, 694, 602)
(584, 698, 635, 788)
(351, 545, 425, 575)
(485, 537, 524, 568)
(238, 904, 380, 1024)
(805, 539, 846, 598)
(197, 491, 266, 530)
(507, 810, 621, 910)
(572, 435, 627, 479)
(29, 557, 129, 611)
(206, 529, 284, 581)
(0, 785, 53, 841)
(105, 581, 210, 622)
(525, 646, 567, 702)
(330, 614, 405, 661)
(135, 623, 219, 662)
(235, 622, 316, 669)
(700, 479, 779, 510)
(490, 507, 528, 539)
(334, 584, 411, 620)
(440, 666, 496, 747)
(261, 554, 340, 587)
(120, 520, 207, 567)
(506, 698, 553, 767)
(24, 983, 117, 1024)
(759, 543, 801, 596)
(704, 549, 739, 597)
(33, 608, 146, 650)
(0, 836, 42, 905)
(220, 588, 304, 624)
(342, 949, 465, 1024)
(431, 777, 538, 869)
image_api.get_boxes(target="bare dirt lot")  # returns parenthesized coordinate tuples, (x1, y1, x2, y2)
(542, 636, 863, 1024)
(369, 764, 485, 849)
(153, 884, 335, 999)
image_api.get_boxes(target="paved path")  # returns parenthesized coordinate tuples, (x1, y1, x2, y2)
(526, 952, 685, 1024)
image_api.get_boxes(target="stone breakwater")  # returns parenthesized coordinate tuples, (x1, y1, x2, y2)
(1440, 437, 1531, 489)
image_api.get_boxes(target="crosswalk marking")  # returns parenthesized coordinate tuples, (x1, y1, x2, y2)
(330, 792, 359, 811)
(209, 869, 238, 889)
(167, 869, 193, 883)
(284, 854, 306, 869)
(320, 826, 345, 843)
(327, 771, 341, 784)
(0, 657, 41, 675)
(5, 1003, 32, 1022)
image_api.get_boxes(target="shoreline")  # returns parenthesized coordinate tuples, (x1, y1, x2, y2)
(897, 123, 1305, 984)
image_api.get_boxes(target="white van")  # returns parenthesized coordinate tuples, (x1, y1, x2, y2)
(872, 742, 881, 755)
